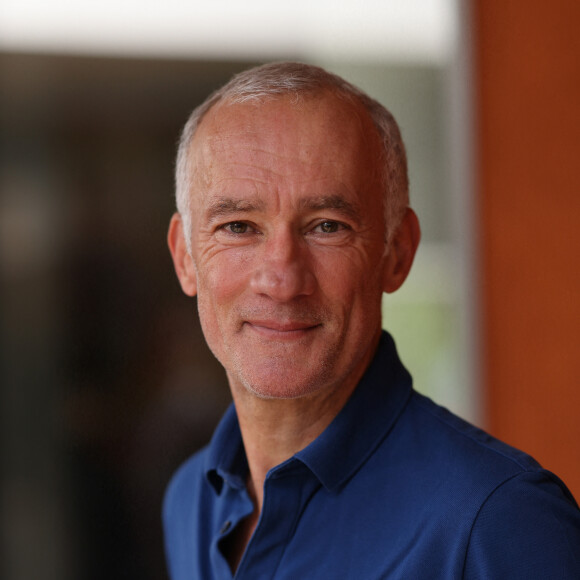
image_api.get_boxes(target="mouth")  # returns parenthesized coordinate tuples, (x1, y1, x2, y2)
(245, 320, 321, 339)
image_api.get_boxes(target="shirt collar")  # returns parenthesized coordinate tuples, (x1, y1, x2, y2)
(296, 331, 412, 491)
(205, 331, 412, 494)
(204, 404, 248, 494)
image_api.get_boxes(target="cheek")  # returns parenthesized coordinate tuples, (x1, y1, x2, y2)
(313, 246, 385, 300)
(195, 276, 234, 366)
(196, 252, 252, 319)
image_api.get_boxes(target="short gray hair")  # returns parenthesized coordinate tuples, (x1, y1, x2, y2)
(175, 61, 409, 250)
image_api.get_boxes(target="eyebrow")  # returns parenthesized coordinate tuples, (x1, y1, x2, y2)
(205, 197, 266, 222)
(298, 195, 362, 221)
(204, 194, 361, 223)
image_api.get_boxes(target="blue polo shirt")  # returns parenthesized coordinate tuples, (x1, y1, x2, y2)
(163, 332, 580, 579)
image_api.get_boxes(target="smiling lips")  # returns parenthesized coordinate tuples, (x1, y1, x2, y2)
(245, 320, 321, 338)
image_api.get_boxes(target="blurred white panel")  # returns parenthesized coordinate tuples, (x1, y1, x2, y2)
(0, 0, 456, 62)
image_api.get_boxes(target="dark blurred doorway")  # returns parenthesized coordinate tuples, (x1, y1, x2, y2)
(0, 53, 257, 580)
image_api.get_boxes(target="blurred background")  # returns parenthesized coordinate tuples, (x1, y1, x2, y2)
(1, 1, 578, 578)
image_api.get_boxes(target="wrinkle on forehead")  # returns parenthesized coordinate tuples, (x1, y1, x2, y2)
(194, 91, 380, 155)
(188, 92, 384, 209)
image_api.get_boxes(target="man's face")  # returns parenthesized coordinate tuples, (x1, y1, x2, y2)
(181, 93, 392, 400)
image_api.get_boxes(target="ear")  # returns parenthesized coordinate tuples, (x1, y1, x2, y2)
(382, 208, 421, 294)
(167, 213, 197, 297)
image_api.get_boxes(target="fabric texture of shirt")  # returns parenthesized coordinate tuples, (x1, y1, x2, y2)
(163, 331, 580, 579)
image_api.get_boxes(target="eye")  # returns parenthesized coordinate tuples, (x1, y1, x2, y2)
(222, 222, 251, 234)
(314, 220, 343, 234)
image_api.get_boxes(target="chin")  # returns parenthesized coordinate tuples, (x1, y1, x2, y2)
(242, 381, 319, 400)
(233, 361, 333, 401)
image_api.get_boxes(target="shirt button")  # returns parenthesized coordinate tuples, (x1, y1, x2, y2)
(220, 521, 232, 535)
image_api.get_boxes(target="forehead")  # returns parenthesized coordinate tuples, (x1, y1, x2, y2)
(188, 92, 383, 200)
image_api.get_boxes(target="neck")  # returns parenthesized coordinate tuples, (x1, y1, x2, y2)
(230, 370, 363, 511)
(228, 328, 382, 514)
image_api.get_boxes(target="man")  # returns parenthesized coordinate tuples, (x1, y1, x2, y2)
(164, 62, 580, 579)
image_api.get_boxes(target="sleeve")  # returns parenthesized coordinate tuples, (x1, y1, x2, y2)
(162, 468, 187, 580)
(464, 470, 580, 579)
(162, 453, 205, 580)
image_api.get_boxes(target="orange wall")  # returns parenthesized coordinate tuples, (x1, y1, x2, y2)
(474, 0, 580, 499)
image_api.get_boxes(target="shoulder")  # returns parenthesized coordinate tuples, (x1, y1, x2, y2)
(385, 389, 580, 517)
(397, 392, 580, 576)
(163, 447, 209, 530)
(162, 447, 213, 578)
(464, 470, 580, 577)
(404, 391, 545, 480)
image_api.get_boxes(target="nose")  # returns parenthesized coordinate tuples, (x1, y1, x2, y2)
(249, 228, 315, 302)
